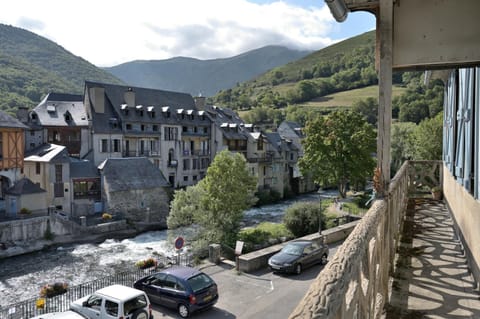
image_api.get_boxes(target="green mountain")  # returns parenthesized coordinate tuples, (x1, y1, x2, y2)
(104, 45, 311, 97)
(212, 31, 379, 111)
(0, 23, 123, 114)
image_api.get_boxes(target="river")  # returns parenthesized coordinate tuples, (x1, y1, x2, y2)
(0, 191, 334, 307)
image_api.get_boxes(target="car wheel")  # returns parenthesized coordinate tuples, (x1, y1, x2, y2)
(321, 254, 328, 265)
(131, 309, 149, 319)
(178, 304, 190, 318)
(294, 263, 302, 275)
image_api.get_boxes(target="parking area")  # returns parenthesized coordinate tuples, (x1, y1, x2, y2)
(151, 242, 340, 319)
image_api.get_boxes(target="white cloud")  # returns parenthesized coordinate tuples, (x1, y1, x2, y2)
(0, 0, 354, 67)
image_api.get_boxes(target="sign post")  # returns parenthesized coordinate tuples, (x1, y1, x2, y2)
(235, 240, 244, 272)
(175, 236, 184, 265)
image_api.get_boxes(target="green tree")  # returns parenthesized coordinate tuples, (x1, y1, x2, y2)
(168, 150, 257, 248)
(299, 110, 376, 198)
(391, 122, 416, 173)
(352, 97, 378, 125)
(167, 185, 204, 228)
(283, 202, 325, 237)
(412, 111, 443, 160)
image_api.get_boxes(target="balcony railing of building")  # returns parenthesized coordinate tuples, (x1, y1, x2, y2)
(289, 160, 443, 319)
(182, 150, 210, 156)
(122, 150, 161, 157)
(247, 152, 274, 163)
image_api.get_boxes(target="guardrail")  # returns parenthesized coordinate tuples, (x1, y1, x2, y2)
(289, 160, 420, 319)
(0, 254, 192, 319)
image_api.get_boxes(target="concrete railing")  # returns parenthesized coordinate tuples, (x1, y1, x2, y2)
(289, 161, 414, 319)
(238, 221, 359, 273)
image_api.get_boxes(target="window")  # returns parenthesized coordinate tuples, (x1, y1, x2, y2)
(257, 138, 263, 151)
(204, 127, 208, 134)
(153, 125, 158, 131)
(164, 127, 178, 140)
(36, 162, 41, 174)
(126, 124, 132, 130)
(183, 159, 190, 171)
(55, 165, 63, 182)
(183, 176, 188, 182)
(74, 179, 101, 199)
(193, 175, 197, 181)
(193, 158, 198, 170)
(101, 139, 109, 152)
(30, 131, 35, 136)
(105, 300, 118, 317)
(141, 124, 145, 131)
(113, 139, 120, 152)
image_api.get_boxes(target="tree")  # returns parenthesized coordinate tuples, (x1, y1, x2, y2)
(168, 150, 257, 248)
(352, 97, 378, 125)
(391, 122, 416, 173)
(412, 111, 443, 160)
(299, 110, 376, 198)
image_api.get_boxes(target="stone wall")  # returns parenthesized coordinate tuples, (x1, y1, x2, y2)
(106, 188, 170, 225)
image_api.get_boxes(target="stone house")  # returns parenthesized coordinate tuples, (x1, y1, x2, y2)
(83, 81, 212, 189)
(98, 157, 170, 225)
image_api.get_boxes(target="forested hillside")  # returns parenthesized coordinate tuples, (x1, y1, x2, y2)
(210, 30, 444, 131)
(0, 24, 123, 114)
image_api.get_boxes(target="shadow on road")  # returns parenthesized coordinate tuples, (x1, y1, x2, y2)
(152, 304, 235, 319)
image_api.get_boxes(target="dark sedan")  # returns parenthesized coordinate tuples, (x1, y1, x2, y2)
(133, 266, 218, 318)
(268, 239, 328, 275)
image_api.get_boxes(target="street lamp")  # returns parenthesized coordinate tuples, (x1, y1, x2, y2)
(318, 189, 323, 235)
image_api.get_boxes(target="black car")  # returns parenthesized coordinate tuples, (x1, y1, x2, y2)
(268, 239, 328, 275)
(133, 266, 218, 318)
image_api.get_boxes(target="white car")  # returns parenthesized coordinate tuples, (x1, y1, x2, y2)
(30, 310, 88, 319)
(70, 285, 152, 319)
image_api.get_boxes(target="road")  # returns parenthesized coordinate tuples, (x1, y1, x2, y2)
(150, 242, 340, 319)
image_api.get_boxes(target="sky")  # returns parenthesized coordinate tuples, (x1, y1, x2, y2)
(0, 0, 375, 67)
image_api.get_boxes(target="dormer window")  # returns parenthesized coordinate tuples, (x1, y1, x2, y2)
(147, 106, 155, 118)
(64, 112, 72, 123)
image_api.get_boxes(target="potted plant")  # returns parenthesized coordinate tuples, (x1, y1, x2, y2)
(431, 186, 443, 200)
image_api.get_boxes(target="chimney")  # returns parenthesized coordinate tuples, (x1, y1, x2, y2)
(194, 96, 206, 110)
(124, 88, 135, 107)
(16, 106, 29, 123)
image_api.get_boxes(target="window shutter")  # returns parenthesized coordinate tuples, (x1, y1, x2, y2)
(462, 68, 474, 191)
(444, 71, 456, 173)
(475, 67, 480, 199)
(454, 69, 467, 184)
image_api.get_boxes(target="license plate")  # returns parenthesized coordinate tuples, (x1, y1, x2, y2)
(204, 294, 212, 302)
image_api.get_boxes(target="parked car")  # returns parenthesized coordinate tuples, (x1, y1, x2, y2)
(30, 311, 88, 319)
(70, 284, 152, 319)
(268, 239, 328, 274)
(134, 266, 218, 318)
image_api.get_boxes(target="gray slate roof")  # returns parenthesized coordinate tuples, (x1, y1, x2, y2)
(24, 143, 69, 163)
(85, 81, 210, 134)
(70, 159, 100, 179)
(0, 110, 28, 129)
(204, 104, 248, 140)
(31, 93, 87, 127)
(6, 177, 46, 195)
(99, 158, 170, 192)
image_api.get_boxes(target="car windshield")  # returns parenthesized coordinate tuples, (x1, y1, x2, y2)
(187, 273, 214, 293)
(281, 244, 304, 256)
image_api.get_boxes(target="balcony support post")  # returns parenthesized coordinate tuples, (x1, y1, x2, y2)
(376, 0, 393, 197)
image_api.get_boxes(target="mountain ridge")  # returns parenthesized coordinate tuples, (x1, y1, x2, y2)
(104, 45, 312, 96)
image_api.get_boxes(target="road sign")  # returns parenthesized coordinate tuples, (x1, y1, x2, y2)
(175, 236, 184, 250)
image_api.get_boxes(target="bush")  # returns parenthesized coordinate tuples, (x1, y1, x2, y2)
(40, 282, 68, 298)
(255, 189, 282, 206)
(20, 207, 31, 214)
(238, 223, 293, 253)
(283, 201, 325, 237)
(135, 257, 158, 269)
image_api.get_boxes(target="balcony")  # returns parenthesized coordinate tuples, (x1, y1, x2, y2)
(289, 160, 480, 318)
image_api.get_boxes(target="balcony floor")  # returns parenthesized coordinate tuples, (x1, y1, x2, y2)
(386, 198, 480, 318)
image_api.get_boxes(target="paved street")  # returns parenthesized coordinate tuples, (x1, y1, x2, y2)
(151, 242, 340, 319)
